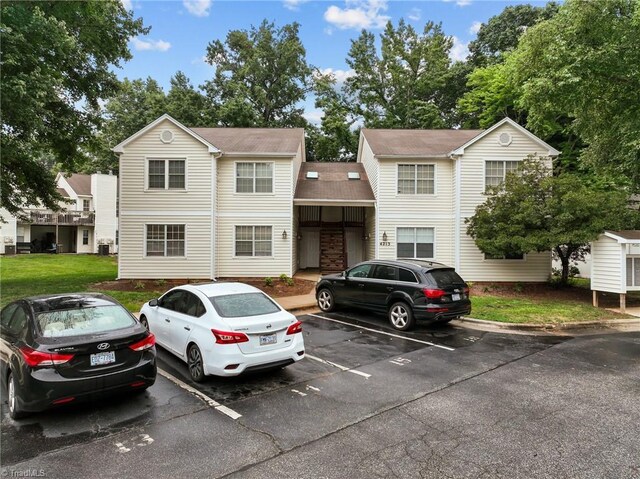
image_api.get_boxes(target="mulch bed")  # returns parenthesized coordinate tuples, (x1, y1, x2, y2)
(92, 277, 315, 298)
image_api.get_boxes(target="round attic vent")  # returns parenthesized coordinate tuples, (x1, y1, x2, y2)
(498, 132, 512, 146)
(160, 129, 174, 144)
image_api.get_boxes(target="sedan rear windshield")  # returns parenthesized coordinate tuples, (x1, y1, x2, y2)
(36, 305, 136, 338)
(426, 269, 465, 288)
(209, 293, 280, 318)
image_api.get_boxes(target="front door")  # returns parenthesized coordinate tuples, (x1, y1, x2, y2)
(345, 229, 363, 267)
(300, 230, 320, 269)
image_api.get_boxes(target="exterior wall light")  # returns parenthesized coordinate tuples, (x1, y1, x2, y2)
(382, 231, 388, 242)
(282, 230, 288, 240)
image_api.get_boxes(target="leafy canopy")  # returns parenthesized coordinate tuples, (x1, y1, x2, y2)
(1, 1, 147, 216)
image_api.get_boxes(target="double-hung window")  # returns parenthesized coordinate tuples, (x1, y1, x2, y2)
(397, 227, 434, 259)
(148, 159, 185, 190)
(235, 226, 272, 256)
(146, 225, 185, 257)
(485, 161, 520, 190)
(82, 199, 90, 212)
(82, 229, 89, 245)
(627, 257, 640, 287)
(236, 163, 273, 193)
(397, 164, 435, 195)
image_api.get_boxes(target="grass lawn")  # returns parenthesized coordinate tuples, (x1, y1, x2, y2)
(0, 254, 156, 312)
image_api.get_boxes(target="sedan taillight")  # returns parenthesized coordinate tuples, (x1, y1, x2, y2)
(19, 347, 74, 367)
(129, 333, 156, 352)
(211, 329, 249, 344)
(286, 321, 302, 335)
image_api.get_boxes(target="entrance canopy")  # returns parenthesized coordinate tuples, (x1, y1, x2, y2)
(294, 163, 375, 207)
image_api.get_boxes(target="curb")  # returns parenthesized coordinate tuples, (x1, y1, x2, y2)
(456, 316, 640, 332)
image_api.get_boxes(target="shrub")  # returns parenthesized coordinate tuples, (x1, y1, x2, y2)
(154, 279, 166, 287)
(279, 273, 289, 282)
(134, 281, 145, 290)
(285, 278, 294, 287)
(264, 277, 273, 287)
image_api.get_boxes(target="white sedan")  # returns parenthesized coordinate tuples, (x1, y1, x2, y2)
(139, 283, 305, 381)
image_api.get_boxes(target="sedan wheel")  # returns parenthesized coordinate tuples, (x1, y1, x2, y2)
(317, 289, 335, 312)
(7, 373, 27, 420)
(388, 302, 415, 331)
(187, 344, 205, 382)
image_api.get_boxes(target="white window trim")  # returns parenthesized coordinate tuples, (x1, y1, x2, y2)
(483, 252, 527, 262)
(395, 226, 436, 260)
(143, 223, 187, 258)
(234, 161, 275, 195)
(232, 225, 274, 259)
(627, 256, 640, 289)
(144, 157, 188, 192)
(396, 163, 437, 196)
(483, 159, 521, 192)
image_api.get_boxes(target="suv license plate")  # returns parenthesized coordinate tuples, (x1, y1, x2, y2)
(90, 351, 116, 366)
(259, 334, 277, 346)
(452, 293, 461, 301)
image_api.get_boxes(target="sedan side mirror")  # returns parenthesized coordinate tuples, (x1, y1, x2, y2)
(149, 299, 158, 307)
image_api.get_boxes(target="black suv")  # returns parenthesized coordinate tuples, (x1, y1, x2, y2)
(315, 259, 471, 331)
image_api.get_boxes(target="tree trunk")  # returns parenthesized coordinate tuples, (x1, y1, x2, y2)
(555, 246, 570, 285)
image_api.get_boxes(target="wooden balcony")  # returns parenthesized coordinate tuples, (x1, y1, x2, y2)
(26, 209, 95, 226)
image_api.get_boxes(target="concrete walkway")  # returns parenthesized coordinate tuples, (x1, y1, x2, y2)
(606, 306, 640, 317)
(274, 270, 320, 313)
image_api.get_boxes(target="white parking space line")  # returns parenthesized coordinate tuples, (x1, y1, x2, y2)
(307, 313, 455, 352)
(305, 354, 372, 379)
(158, 368, 242, 420)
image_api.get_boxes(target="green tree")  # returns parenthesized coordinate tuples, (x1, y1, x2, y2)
(93, 78, 167, 173)
(203, 20, 312, 128)
(511, 0, 640, 190)
(345, 19, 453, 129)
(1, 1, 147, 216)
(166, 71, 212, 128)
(468, 2, 559, 67)
(466, 159, 639, 284)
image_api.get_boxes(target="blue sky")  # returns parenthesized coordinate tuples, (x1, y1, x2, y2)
(118, 0, 543, 122)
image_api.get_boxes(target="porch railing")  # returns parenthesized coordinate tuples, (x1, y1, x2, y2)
(26, 209, 95, 226)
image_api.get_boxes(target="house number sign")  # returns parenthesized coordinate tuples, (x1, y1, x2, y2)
(379, 241, 391, 246)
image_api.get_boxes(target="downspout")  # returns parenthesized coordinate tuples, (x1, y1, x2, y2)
(211, 151, 222, 280)
(453, 154, 462, 272)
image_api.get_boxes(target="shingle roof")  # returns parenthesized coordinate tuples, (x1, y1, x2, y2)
(56, 187, 70, 198)
(294, 163, 375, 202)
(189, 128, 304, 156)
(63, 174, 92, 196)
(608, 230, 640, 240)
(362, 129, 483, 157)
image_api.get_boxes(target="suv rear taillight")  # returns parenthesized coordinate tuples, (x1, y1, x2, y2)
(423, 288, 446, 299)
(129, 333, 156, 352)
(212, 329, 249, 344)
(286, 321, 302, 335)
(19, 347, 74, 367)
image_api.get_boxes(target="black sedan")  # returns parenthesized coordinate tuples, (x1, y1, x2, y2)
(316, 259, 471, 331)
(1, 293, 156, 419)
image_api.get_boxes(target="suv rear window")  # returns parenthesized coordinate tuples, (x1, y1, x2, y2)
(426, 269, 465, 288)
(209, 292, 280, 318)
(36, 305, 136, 338)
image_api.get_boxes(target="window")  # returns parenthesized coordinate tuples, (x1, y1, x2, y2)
(36, 305, 135, 338)
(236, 163, 273, 193)
(397, 227, 434, 259)
(627, 257, 640, 287)
(397, 164, 435, 195)
(146, 224, 185, 257)
(83, 199, 90, 212)
(235, 226, 272, 256)
(372, 265, 398, 281)
(82, 229, 89, 245)
(485, 161, 520, 189)
(484, 252, 524, 260)
(148, 159, 185, 189)
(115, 230, 119, 246)
(159, 290, 186, 312)
(210, 293, 280, 318)
(398, 268, 418, 283)
(347, 263, 373, 278)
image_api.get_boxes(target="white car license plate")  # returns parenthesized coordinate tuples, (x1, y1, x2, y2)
(259, 334, 277, 346)
(90, 351, 116, 366)
(452, 293, 461, 301)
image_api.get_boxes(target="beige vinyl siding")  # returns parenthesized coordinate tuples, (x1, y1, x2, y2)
(591, 236, 623, 293)
(118, 216, 212, 279)
(118, 119, 214, 279)
(359, 138, 379, 199)
(458, 122, 552, 281)
(216, 156, 294, 277)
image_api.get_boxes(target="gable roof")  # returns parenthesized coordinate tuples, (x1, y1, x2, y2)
(362, 129, 482, 158)
(63, 174, 92, 196)
(604, 230, 640, 243)
(294, 163, 375, 203)
(56, 187, 71, 198)
(190, 128, 303, 157)
(112, 114, 220, 154)
(450, 117, 560, 156)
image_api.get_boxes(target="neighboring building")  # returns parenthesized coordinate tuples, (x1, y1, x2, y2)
(113, 114, 559, 281)
(0, 173, 118, 255)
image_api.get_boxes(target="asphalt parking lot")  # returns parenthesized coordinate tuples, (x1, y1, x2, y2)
(2, 309, 639, 479)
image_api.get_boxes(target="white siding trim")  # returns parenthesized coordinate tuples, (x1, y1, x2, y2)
(122, 211, 211, 216)
(379, 213, 454, 220)
(216, 212, 290, 218)
(454, 157, 461, 271)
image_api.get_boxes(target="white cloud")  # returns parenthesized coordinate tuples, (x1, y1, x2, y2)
(283, 0, 308, 11)
(317, 68, 356, 87)
(131, 37, 171, 52)
(304, 108, 324, 125)
(121, 0, 132, 10)
(324, 0, 390, 30)
(407, 8, 421, 21)
(469, 21, 482, 35)
(183, 0, 211, 17)
(449, 36, 469, 62)
(443, 0, 472, 6)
